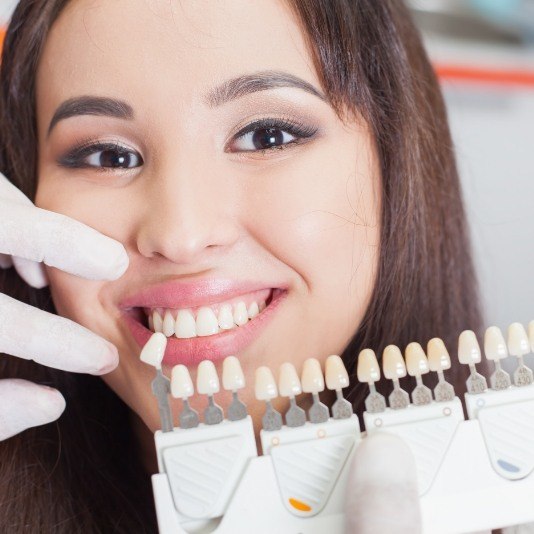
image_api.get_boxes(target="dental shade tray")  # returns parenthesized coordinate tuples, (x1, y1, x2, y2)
(140, 320, 534, 534)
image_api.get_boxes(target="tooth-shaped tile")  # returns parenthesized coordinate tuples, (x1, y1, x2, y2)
(196, 307, 219, 336)
(148, 313, 154, 332)
(382, 345, 407, 379)
(507, 322, 530, 356)
(217, 304, 235, 330)
(405, 342, 429, 376)
(529, 320, 534, 352)
(162, 310, 175, 337)
(222, 355, 245, 391)
(140, 332, 167, 367)
(325, 354, 349, 390)
(427, 338, 455, 401)
(255, 366, 278, 400)
(247, 301, 259, 319)
(278, 362, 302, 397)
(171, 364, 194, 399)
(357, 349, 381, 383)
(484, 326, 508, 360)
(301, 358, 325, 393)
(152, 310, 163, 333)
(458, 330, 482, 364)
(427, 338, 451, 371)
(233, 301, 249, 326)
(196, 360, 220, 395)
(175, 309, 196, 338)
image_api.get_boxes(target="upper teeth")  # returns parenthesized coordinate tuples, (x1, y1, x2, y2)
(147, 299, 267, 338)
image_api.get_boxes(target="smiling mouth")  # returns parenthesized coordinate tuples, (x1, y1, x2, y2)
(129, 287, 279, 339)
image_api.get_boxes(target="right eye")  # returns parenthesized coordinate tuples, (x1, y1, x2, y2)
(58, 141, 143, 170)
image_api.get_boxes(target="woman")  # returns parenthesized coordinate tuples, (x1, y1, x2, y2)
(0, 0, 482, 532)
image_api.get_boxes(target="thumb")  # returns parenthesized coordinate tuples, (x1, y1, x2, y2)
(345, 432, 422, 534)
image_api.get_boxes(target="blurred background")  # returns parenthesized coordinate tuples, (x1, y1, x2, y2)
(0, 0, 532, 334)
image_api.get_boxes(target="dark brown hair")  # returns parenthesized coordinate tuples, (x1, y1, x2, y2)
(0, 1, 482, 532)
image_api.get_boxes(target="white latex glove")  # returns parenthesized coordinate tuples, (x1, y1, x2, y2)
(0, 172, 129, 440)
(345, 432, 422, 534)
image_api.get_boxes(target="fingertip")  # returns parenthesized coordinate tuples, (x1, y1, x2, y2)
(37, 386, 66, 420)
(90, 342, 120, 375)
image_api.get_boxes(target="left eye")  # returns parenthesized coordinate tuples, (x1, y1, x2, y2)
(232, 127, 299, 152)
(86, 148, 142, 168)
(228, 118, 318, 154)
(58, 142, 143, 170)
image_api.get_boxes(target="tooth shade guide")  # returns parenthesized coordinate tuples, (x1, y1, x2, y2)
(223, 356, 248, 421)
(324, 355, 353, 420)
(405, 343, 432, 406)
(357, 349, 386, 413)
(381, 345, 410, 410)
(426, 338, 455, 401)
(278, 363, 306, 427)
(301, 359, 329, 424)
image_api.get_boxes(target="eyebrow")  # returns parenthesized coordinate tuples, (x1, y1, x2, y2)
(47, 96, 134, 137)
(204, 70, 326, 107)
(47, 70, 326, 136)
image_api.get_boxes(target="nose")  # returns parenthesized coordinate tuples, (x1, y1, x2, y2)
(136, 161, 240, 266)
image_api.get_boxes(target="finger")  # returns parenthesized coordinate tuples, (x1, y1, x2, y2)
(0, 379, 66, 441)
(0, 171, 34, 206)
(345, 432, 422, 534)
(0, 202, 129, 281)
(0, 252, 13, 269)
(0, 293, 119, 375)
(11, 256, 49, 288)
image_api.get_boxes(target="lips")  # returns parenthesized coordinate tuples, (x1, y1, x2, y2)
(119, 279, 288, 366)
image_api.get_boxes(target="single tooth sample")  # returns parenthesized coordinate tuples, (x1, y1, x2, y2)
(171, 364, 199, 428)
(325, 354, 353, 419)
(301, 358, 329, 423)
(427, 338, 455, 401)
(278, 362, 306, 427)
(458, 330, 487, 394)
(508, 322, 533, 386)
(222, 356, 247, 421)
(196, 360, 224, 424)
(140, 332, 173, 432)
(357, 349, 386, 413)
(405, 342, 432, 405)
(529, 320, 534, 352)
(484, 326, 511, 390)
(382, 345, 409, 409)
(255, 366, 282, 431)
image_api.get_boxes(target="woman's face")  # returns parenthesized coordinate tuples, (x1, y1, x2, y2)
(35, 0, 381, 441)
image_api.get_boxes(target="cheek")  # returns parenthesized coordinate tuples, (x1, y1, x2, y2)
(241, 129, 381, 355)
(45, 268, 118, 342)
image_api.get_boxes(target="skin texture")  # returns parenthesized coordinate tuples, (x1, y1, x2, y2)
(34, 0, 381, 463)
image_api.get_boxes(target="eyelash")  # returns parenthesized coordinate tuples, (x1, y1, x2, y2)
(56, 117, 318, 172)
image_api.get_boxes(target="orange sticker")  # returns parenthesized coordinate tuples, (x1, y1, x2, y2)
(288, 498, 311, 512)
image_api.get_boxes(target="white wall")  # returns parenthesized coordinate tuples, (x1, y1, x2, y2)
(444, 82, 534, 329)
(0, 0, 17, 25)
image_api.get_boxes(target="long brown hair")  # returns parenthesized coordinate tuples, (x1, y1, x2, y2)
(0, 1, 482, 532)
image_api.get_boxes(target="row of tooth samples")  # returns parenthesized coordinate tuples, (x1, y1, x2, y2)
(255, 356, 353, 431)
(171, 356, 248, 427)
(465, 321, 534, 392)
(148, 300, 267, 338)
(357, 337, 456, 413)
(356, 321, 534, 413)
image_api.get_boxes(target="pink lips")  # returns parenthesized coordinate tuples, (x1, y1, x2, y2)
(119, 278, 288, 366)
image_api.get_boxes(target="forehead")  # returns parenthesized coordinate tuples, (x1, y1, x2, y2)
(36, 0, 318, 121)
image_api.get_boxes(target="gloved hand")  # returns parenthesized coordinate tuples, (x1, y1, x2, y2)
(0, 172, 129, 441)
(345, 432, 422, 533)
